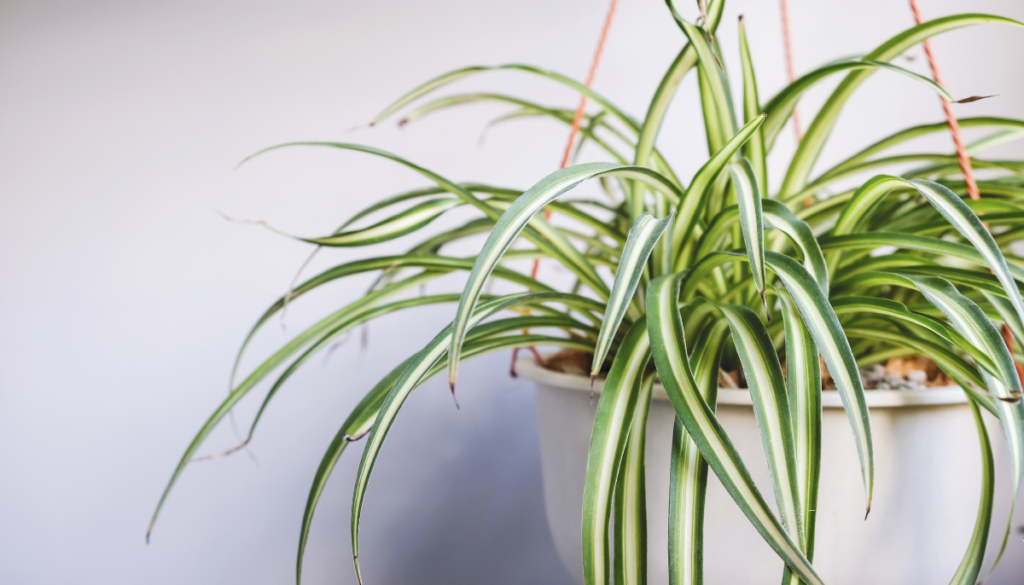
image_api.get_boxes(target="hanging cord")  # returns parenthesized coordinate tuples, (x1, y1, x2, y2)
(779, 0, 803, 141)
(908, 0, 979, 201)
(511, 0, 620, 377)
(908, 0, 1023, 385)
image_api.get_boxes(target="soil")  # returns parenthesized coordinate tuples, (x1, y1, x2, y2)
(535, 348, 955, 390)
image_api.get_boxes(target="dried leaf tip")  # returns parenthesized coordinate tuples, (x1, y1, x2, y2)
(864, 507, 871, 521)
(758, 289, 771, 324)
(953, 94, 997, 104)
(590, 372, 599, 387)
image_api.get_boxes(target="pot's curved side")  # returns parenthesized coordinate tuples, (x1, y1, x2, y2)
(520, 359, 1017, 585)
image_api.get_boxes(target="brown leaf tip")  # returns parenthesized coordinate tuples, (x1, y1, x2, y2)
(953, 94, 997, 104)
(864, 507, 871, 521)
(590, 372, 598, 387)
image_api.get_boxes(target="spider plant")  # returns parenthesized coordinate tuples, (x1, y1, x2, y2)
(150, 2, 1024, 584)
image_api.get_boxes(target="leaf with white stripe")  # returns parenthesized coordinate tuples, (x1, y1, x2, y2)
(900, 275, 1021, 398)
(582, 319, 652, 585)
(778, 290, 822, 585)
(349, 291, 603, 582)
(293, 198, 460, 246)
(696, 199, 828, 295)
(614, 374, 655, 585)
(907, 179, 1024, 330)
(764, 251, 873, 516)
(668, 318, 730, 585)
(647, 272, 824, 585)
(761, 59, 952, 151)
(591, 213, 673, 381)
(781, 13, 1024, 197)
(671, 113, 768, 269)
(716, 304, 802, 545)
(448, 162, 682, 389)
(729, 158, 768, 317)
(948, 400, 995, 585)
(896, 275, 1024, 579)
(738, 15, 767, 191)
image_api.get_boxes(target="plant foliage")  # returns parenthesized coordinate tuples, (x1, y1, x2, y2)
(152, 2, 1024, 584)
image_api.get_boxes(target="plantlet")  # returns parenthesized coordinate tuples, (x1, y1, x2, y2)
(150, 2, 1024, 584)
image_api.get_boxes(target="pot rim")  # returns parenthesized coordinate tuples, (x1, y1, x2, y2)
(515, 357, 969, 408)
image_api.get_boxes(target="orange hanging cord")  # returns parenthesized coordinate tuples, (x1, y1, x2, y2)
(908, 0, 1023, 383)
(511, 0, 620, 376)
(535, 0, 621, 283)
(779, 0, 803, 141)
(908, 0, 979, 201)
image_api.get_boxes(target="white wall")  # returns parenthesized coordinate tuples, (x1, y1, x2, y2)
(1, 1, 1023, 584)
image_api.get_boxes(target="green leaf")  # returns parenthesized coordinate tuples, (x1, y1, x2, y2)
(716, 304, 802, 544)
(670, 11, 738, 160)
(778, 290, 822, 585)
(841, 326, 997, 413)
(738, 15, 767, 191)
(448, 162, 682, 388)
(825, 117, 1024, 178)
(583, 319, 652, 585)
(372, 63, 642, 137)
(614, 374, 655, 585)
(761, 59, 952, 151)
(592, 213, 673, 380)
(696, 199, 828, 295)
(296, 355, 412, 584)
(763, 251, 873, 515)
(672, 114, 768, 270)
(900, 275, 1021, 397)
(297, 330, 596, 583)
(947, 400, 995, 585)
(291, 198, 460, 247)
(634, 0, 724, 173)
(668, 318, 730, 585)
(907, 179, 1024, 328)
(830, 296, 998, 381)
(243, 141, 610, 296)
(780, 13, 1024, 198)
(819, 233, 1024, 284)
(349, 291, 603, 582)
(647, 272, 824, 585)
(729, 158, 768, 315)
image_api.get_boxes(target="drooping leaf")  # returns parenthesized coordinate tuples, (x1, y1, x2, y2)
(647, 272, 824, 585)
(349, 291, 606, 582)
(763, 251, 872, 515)
(671, 114, 768, 269)
(738, 15, 767, 191)
(778, 290, 822, 585)
(947, 400, 995, 585)
(729, 158, 768, 315)
(781, 13, 1024, 198)
(447, 162, 682, 389)
(614, 374, 655, 585)
(583, 319, 652, 585)
(592, 213, 673, 380)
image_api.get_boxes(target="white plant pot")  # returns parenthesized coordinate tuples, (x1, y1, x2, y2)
(518, 358, 1023, 585)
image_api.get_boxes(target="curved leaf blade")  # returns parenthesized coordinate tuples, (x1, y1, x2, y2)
(729, 158, 768, 314)
(647, 273, 824, 585)
(583, 319, 652, 585)
(448, 162, 682, 388)
(591, 213, 673, 380)
(764, 251, 873, 515)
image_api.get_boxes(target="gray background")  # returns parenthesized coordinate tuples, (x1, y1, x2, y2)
(2, 0, 1024, 583)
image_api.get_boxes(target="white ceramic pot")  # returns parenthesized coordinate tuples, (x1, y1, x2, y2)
(518, 358, 1024, 585)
